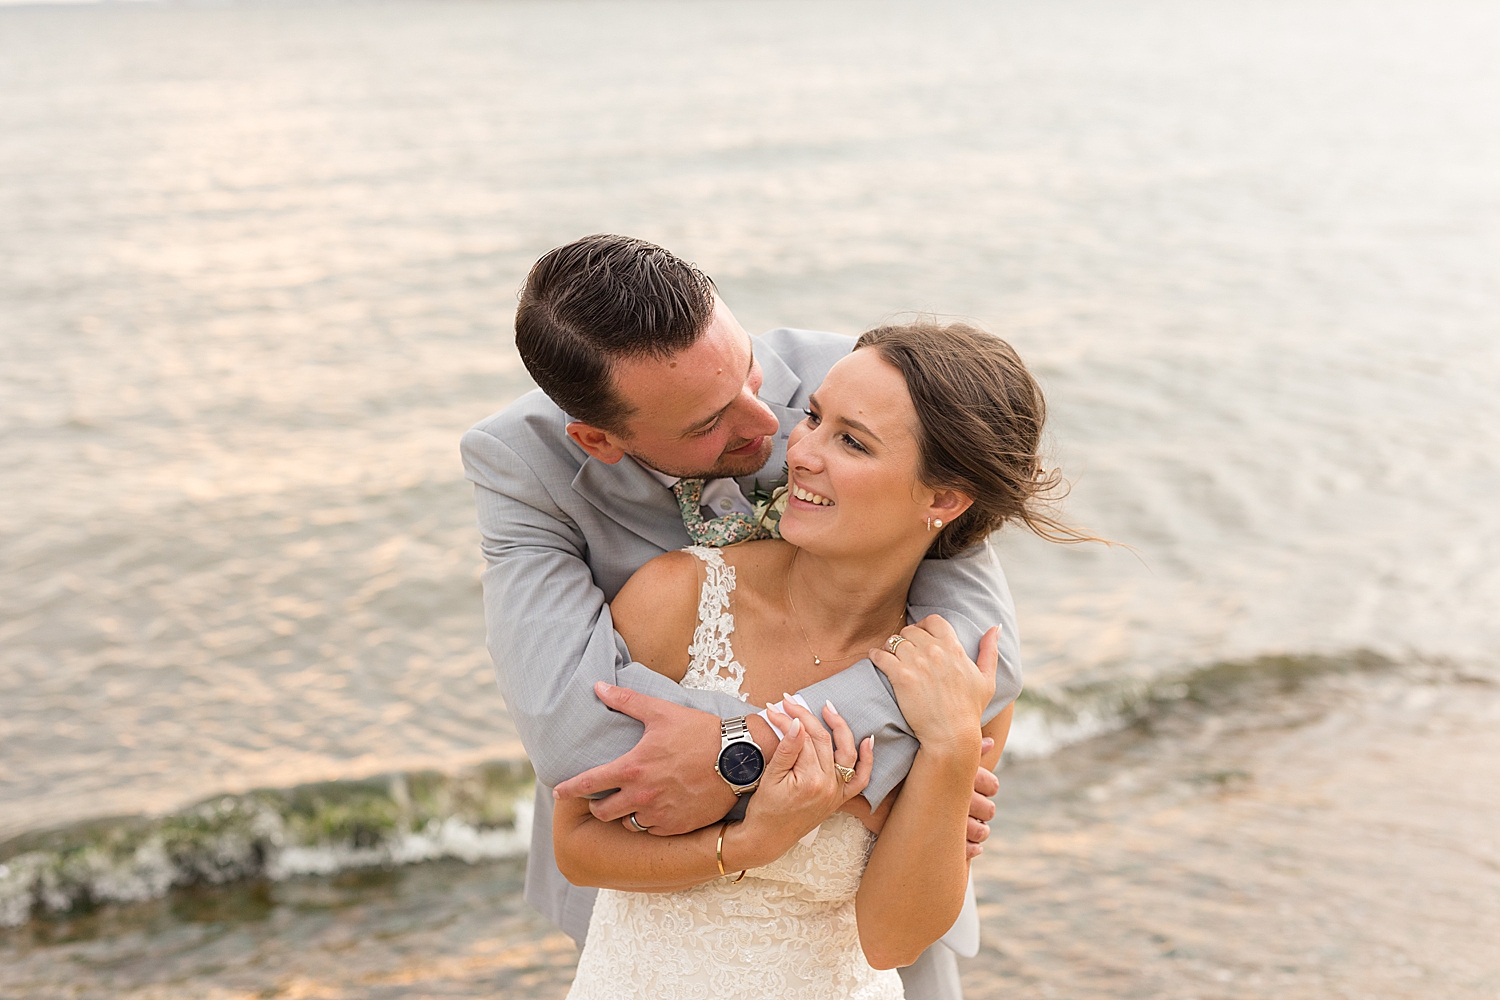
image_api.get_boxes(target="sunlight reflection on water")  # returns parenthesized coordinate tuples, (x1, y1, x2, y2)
(2, 0, 1498, 844)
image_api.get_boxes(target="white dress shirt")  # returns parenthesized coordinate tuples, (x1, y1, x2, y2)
(643, 467, 757, 519)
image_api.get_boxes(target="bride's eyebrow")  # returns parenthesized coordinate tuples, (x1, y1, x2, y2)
(841, 416, 883, 444)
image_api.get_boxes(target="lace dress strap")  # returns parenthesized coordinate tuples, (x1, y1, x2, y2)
(681, 546, 749, 702)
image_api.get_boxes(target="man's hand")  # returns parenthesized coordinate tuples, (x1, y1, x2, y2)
(551, 682, 739, 836)
(967, 739, 999, 860)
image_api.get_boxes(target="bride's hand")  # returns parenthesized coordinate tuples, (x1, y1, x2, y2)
(739, 699, 872, 865)
(869, 617, 1001, 754)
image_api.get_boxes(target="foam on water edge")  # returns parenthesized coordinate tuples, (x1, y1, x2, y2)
(0, 761, 535, 928)
(1006, 648, 1416, 760)
(1, 650, 1416, 930)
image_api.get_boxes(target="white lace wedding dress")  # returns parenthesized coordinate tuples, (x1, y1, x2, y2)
(565, 546, 904, 1000)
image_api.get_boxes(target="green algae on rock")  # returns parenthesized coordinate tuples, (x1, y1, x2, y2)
(0, 761, 534, 928)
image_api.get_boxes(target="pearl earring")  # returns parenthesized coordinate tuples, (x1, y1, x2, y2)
(926, 517, 944, 531)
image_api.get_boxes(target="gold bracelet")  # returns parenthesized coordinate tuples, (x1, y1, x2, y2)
(716, 819, 747, 882)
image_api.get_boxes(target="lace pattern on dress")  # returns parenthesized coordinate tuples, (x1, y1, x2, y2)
(681, 546, 750, 703)
(565, 546, 904, 1000)
(568, 811, 898, 1000)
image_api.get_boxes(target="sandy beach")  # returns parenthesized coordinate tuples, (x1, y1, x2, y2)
(7, 656, 1496, 998)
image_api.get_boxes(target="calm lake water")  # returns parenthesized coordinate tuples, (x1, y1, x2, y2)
(1, 0, 1498, 994)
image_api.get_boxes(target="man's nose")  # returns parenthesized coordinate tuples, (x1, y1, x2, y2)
(737, 391, 780, 438)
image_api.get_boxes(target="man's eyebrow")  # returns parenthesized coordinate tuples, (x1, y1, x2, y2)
(680, 340, 756, 436)
(807, 393, 883, 445)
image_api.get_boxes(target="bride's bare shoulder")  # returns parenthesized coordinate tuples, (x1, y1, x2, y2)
(610, 551, 703, 681)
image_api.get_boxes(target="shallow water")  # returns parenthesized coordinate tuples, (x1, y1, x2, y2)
(6, 657, 1497, 998)
(4, 0, 1497, 839)
(0, 857, 579, 999)
(1, 0, 1498, 991)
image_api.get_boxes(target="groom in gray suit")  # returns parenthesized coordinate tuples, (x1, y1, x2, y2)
(461, 234, 1022, 999)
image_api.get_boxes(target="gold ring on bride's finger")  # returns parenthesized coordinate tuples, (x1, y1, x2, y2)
(835, 763, 856, 784)
(885, 635, 909, 654)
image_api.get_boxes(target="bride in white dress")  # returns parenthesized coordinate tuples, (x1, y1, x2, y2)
(554, 321, 1071, 999)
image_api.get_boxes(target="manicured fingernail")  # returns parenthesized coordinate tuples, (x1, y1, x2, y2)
(982, 738, 995, 751)
(825, 700, 838, 715)
(552, 789, 560, 800)
(783, 692, 795, 705)
(788, 718, 801, 736)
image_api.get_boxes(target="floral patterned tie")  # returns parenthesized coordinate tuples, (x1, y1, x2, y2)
(671, 478, 775, 547)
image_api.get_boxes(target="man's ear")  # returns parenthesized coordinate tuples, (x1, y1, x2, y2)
(566, 422, 629, 464)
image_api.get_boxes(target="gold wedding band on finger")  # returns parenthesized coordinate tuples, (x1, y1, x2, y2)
(834, 764, 857, 784)
(627, 813, 649, 833)
(884, 635, 909, 654)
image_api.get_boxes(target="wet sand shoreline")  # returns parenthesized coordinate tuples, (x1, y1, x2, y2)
(964, 664, 1500, 999)
(5, 661, 1495, 999)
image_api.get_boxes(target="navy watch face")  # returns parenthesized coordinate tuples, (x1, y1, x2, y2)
(718, 741, 765, 786)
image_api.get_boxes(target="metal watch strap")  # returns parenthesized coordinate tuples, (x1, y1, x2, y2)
(721, 716, 752, 745)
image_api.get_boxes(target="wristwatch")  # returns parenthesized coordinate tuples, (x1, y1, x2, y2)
(714, 716, 765, 794)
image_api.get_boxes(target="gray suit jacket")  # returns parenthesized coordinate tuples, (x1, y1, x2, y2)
(460, 326, 1023, 949)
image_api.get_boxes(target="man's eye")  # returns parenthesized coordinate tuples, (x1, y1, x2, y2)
(695, 418, 721, 437)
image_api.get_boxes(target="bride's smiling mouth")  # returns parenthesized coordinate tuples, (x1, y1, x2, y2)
(789, 482, 835, 507)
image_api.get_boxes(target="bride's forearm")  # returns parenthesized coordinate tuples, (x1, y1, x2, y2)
(854, 739, 979, 969)
(552, 797, 772, 892)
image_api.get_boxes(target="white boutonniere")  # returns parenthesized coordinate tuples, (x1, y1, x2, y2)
(748, 465, 790, 539)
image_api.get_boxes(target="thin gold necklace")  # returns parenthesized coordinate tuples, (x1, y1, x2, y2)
(784, 549, 905, 667)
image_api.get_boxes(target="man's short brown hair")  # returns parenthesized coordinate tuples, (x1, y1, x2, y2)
(515, 235, 717, 431)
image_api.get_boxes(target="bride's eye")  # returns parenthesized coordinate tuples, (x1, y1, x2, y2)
(840, 433, 868, 454)
(801, 408, 820, 427)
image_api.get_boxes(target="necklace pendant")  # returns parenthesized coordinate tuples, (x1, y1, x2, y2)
(813, 656, 821, 666)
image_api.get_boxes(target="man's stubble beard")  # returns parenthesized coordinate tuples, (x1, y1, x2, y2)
(631, 436, 776, 481)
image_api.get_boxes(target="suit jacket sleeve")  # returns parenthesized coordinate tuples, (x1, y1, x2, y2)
(794, 537, 1023, 807)
(461, 426, 762, 791)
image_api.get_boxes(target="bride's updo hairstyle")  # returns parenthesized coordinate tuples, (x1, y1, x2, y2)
(855, 320, 1093, 558)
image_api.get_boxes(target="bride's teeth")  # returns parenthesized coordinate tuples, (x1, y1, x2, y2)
(793, 485, 833, 506)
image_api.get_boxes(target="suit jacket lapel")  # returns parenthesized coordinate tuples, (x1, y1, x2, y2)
(755, 338, 802, 409)
(572, 456, 693, 553)
(737, 339, 803, 498)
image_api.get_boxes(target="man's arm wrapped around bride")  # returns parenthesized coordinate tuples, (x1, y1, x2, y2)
(553, 614, 1013, 970)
